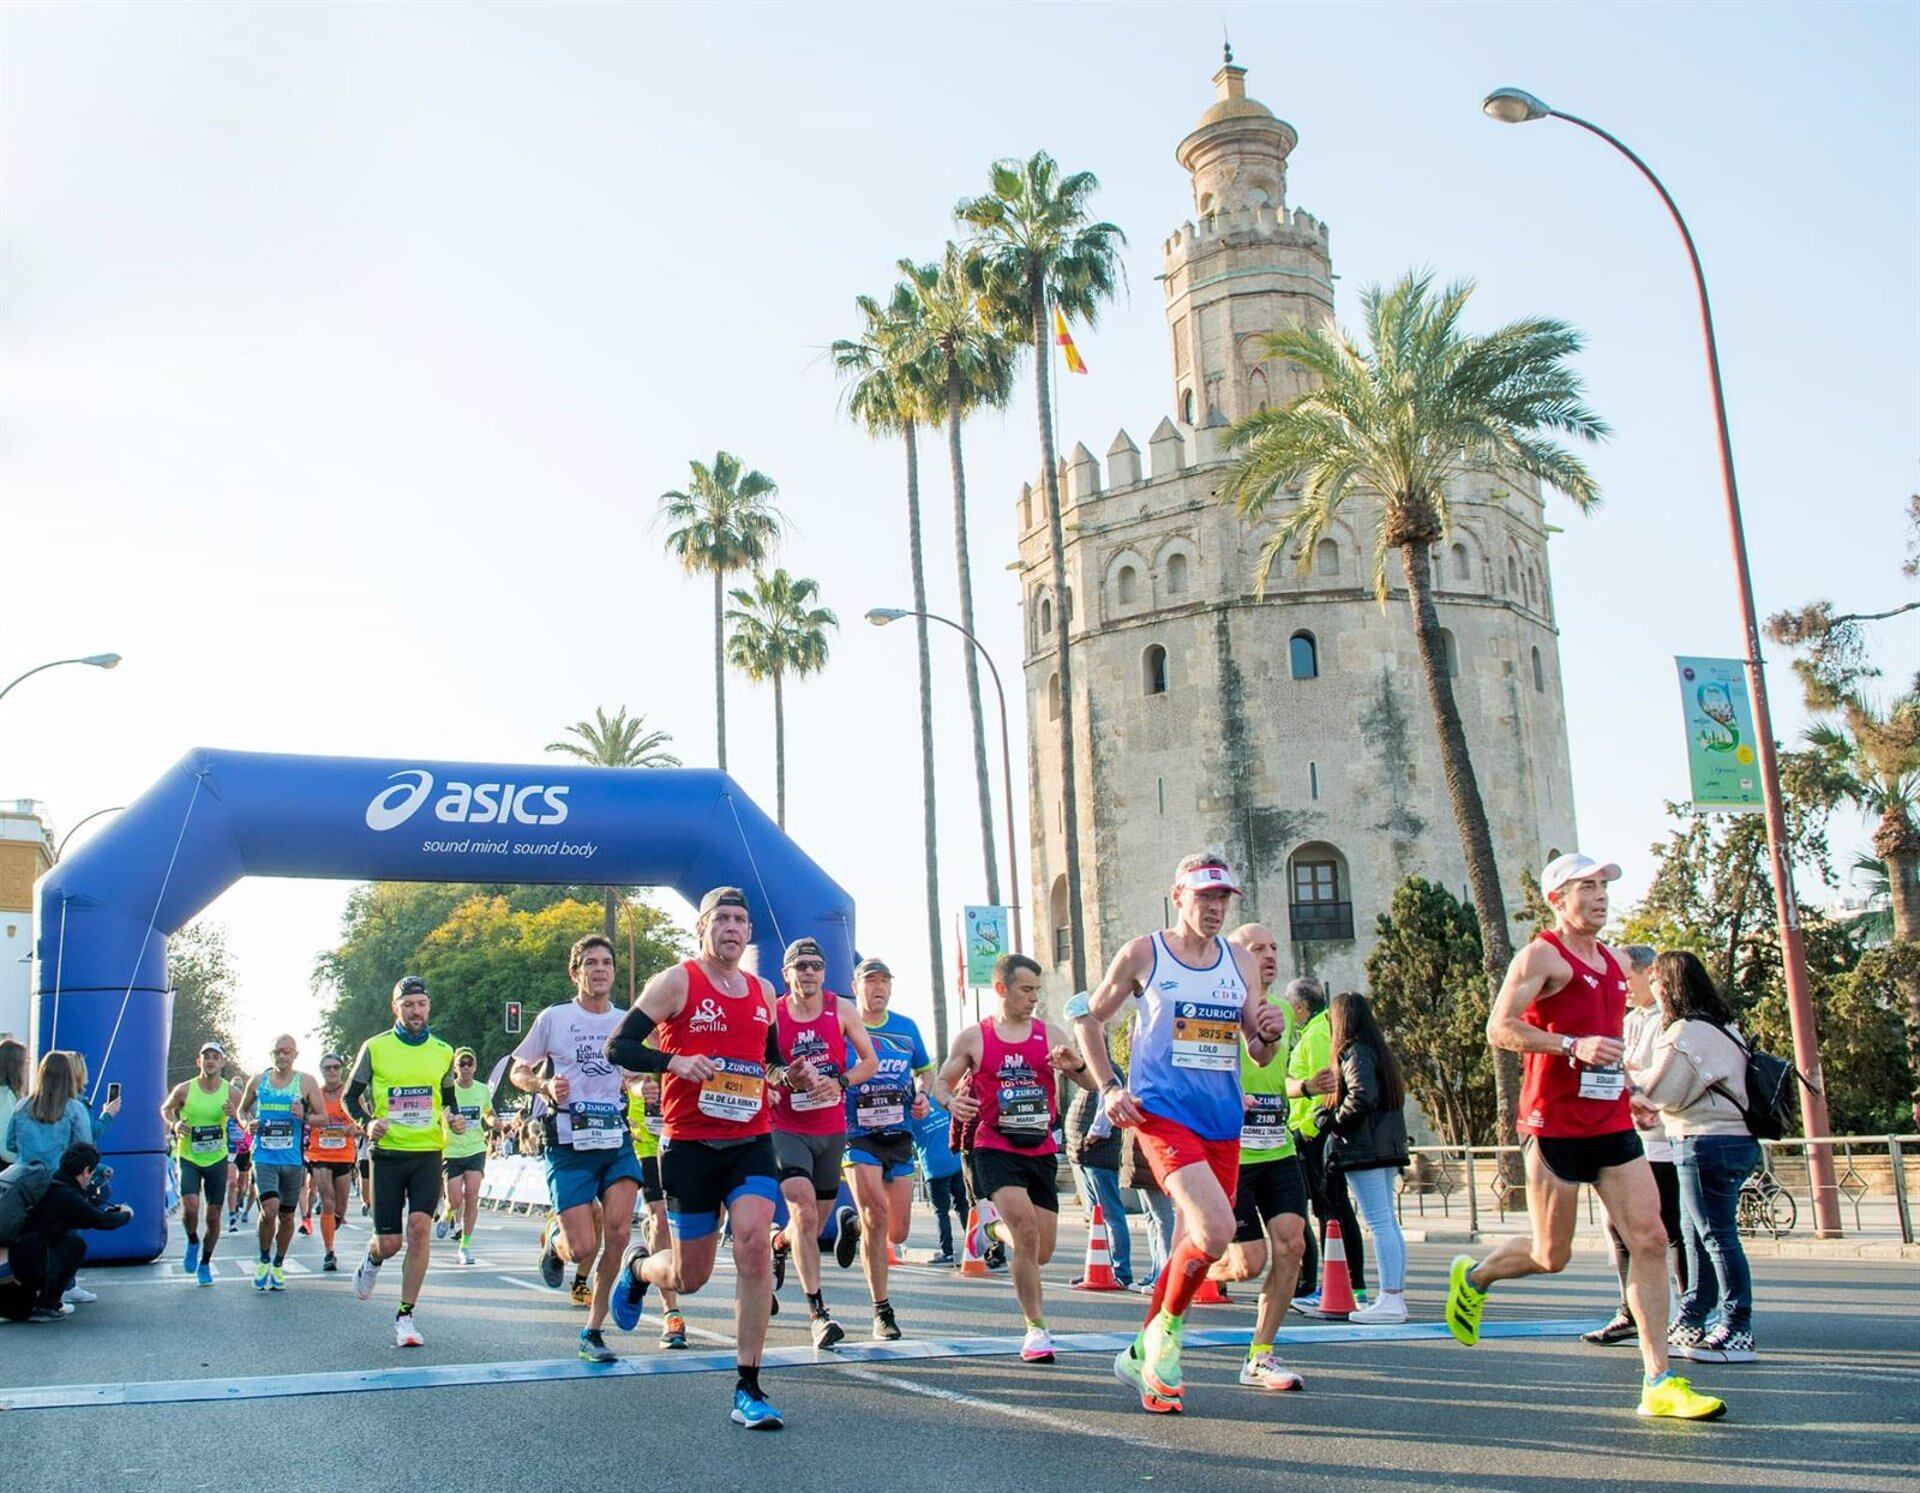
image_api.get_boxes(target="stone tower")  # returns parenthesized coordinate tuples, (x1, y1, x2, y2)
(1017, 56, 1579, 998)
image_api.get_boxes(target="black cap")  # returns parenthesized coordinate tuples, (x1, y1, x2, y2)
(697, 887, 749, 918)
(393, 974, 428, 999)
(853, 957, 892, 981)
(783, 937, 825, 966)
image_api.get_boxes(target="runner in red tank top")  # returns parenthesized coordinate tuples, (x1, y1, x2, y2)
(936, 952, 1096, 1365)
(1444, 853, 1727, 1423)
(768, 936, 877, 1350)
(602, 887, 791, 1431)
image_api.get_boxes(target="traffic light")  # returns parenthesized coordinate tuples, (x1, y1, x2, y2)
(505, 1000, 522, 1034)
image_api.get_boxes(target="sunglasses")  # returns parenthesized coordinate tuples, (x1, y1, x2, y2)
(789, 960, 825, 973)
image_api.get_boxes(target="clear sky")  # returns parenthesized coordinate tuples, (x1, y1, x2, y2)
(5, 2, 1915, 1062)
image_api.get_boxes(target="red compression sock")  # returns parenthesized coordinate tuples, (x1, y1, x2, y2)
(1157, 1239, 1220, 1320)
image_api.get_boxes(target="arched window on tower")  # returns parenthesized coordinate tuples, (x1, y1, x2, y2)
(1181, 389, 1196, 425)
(1438, 628, 1459, 678)
(1038, 596, 1053, 641)
(1532, 645, 1545, 693)
(1315, 538, 1340, 578)
(1143, 644, 1168, 696)
(1117, 564, 1139, 605)
(1507, 556, 1519, 595)
(1064, 587, 1074, 623)
(1451, 542, 1471, 583)
(1167, 553, 1190, 596)
(1049, 874, 1070, 968)
(1288, 842, 1353, 942)
(1290, 631, 1319, 680)
(1248, 368, 1270, 412)
(1046, 672, 1060, 721)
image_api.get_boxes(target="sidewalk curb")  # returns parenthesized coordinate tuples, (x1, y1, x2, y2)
(1401, 1228, 1919, 1261)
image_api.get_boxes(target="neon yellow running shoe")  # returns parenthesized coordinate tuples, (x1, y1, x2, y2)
(1638, 1374, 1727, 1421)
(1141, 1310, 1185, 1399)
(1114, 1334, 1181, 1415)
(1445, 1255, 1485, 1346)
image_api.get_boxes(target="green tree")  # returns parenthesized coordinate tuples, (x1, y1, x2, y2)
(832, 285, 949, 1053)
(957, 152, 1126, 992)
(1365, 878, 1497, 1145)
(545, 706, 682, 937)
(657, 453, 783, 773)
(1222, 271, 1608, 1146)
(726, 569, 837, 829)
(166, 920, 239, 1087)
(899, 243, 1018, 905)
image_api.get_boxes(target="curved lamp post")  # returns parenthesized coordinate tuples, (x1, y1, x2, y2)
(1483, 87, 1840, 1235)
(55, 806, 126, 860)
(0, 653, 122, 706)
(867, 607, 1024, 957)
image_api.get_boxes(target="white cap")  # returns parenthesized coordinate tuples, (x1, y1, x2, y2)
(1176, 861, 1242, 895)
(1541, 852, 1621, 897)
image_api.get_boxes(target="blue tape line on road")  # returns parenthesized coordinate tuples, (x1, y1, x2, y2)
(0, 1319, 1603, 1413)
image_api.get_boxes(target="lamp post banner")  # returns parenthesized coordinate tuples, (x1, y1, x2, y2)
(963, 905, 1010, 988)
(1675, 656, 1764, 811)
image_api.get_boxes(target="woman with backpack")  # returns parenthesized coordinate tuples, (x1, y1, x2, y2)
(1637, 950, 1759, 1364)
(1317, 991, 1410, 1324)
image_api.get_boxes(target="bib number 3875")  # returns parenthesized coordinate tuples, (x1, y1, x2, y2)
(1172, 1003, 1240, 1072)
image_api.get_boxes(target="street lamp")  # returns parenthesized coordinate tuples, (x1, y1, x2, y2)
(0, 653, 122, 706)
(868, 607, 1024, 956)
(55, 806, 125, 860)
(1483, 87, 1841, 1235)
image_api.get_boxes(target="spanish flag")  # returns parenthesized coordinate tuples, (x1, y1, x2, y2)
(1053, 306, 1088, 375)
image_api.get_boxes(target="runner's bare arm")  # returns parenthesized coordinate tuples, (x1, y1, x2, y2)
(237, 1075, 259, 1122)
(1045, 1022, 1097, 1091)
(839, 1002, 880, 1087)
(160, 1081, 187, 1133)
(934, 1026, 983, 1115)
(1488, 942, 1622, 1064)
(1232, 943, 1284, 1060)
(1078, 938, 1152, 1125)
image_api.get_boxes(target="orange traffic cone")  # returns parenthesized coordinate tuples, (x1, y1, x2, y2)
(1314, 1220, 1359, 1316)
(888, 1241, 908, 1266)
(1073, 1205, 1123, 1291)
(958, 1205, 990, 1278)
(1191, 1273, 1233, 1305)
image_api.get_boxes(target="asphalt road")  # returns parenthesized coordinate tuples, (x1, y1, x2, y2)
(2, 1204, 1912, 1492)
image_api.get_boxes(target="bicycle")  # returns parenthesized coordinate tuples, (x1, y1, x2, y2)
(1736, 1170, 1797, 1237)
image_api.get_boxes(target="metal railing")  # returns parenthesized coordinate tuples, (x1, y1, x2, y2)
(1394, 1134, 1917, 1243)
(1289, 900, 1354, 942)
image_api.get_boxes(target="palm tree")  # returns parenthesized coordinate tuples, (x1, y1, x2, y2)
(957, 152, 1126, 993)
(656, 453, 783, 772)
(831, 287, 950, 1053)
(545, 706, 681, 938)
(899, 243, 1018, 911)
(1224, 271, 1608, 1146)
(726, 569, 838, 829)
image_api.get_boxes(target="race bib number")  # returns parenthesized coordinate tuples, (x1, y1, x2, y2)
(316, 1129, 348, 1151)
(790, 1061, 841, 1112)
(387, 1085, 434, 1128)
(189, 1124, 224, 1152)
(1172, 1003, 1240, 1071)
(697, 1057, 764, 1123)
(566, 1100, 624, 1150)
(995, 1081, 1050, 1137)
(1241, 1095, 1288, 1150)
(644, 1099, 664, 1137)
(257, 1118, 295, 1150)
(1578, 1065, 1626, 1102)
(855, 1087, 906, 1132)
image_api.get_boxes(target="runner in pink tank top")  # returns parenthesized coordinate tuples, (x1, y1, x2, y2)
(936, 952, 1096, 1366)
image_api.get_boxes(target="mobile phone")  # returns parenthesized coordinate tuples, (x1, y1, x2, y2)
(107, 1082, 122, 1103)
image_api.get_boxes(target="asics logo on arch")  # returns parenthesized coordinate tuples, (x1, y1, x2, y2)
(364, 769, 571, 832)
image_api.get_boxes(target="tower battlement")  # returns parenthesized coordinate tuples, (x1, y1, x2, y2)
(1163, 202, 1330, 262)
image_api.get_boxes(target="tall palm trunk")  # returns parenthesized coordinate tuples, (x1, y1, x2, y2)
(1876, 813, 1920, 1119)
(1402, 538, 1520, 1148)
(904, 423, 948, 1055)
(946, 357, 1000, 910)
(712, 569, 729, 772)
(603, 887, 617, 943)
(1032, 282, 1087, 992)
(772, 667, 787, 830)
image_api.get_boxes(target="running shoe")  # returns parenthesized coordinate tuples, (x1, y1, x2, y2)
(1583, 1312, 1637, 1346)
(1637, 1373, 1727, 1420)
(433, 1214, 449, 1240)
(1021, 1326, 1056, 1364)
(393, 1312, 424, 1349)
(359, 1202, 369, 1217)
(1668, 1323, 1707, 1360)
(457, 1245, 475, 1267)
(538, 1218, 565, 1290)
(268, 1264, 287, 1292)
(1349, 1295, 1407, 1325)
(182, 1240, 200, 1275)
(659, 1310, 688, 1350)
(872, 1302, 902, 1341)
(62, 1284, 98, 1304)
(196, 1262, 215, 1287)
(1688, 1326, 1756, 1364)
(569, 1276, 593, 1308)
(810, 1313, 845, 1350)
(578, 1328, 617, 1364)
(610, 1241, 650, 1333)
(1290, 1290, 1321, 1315)
(254, 1261, 271, 1291)
(833, 1206, 861, 1269)
(1444, 1255, 1485, 1346)
(1114, 1335, 1181, 1414)
(768, 1288, 780, 1318)
(298, 1216, 313, 1237)
(226, 1211, 238, 1231)
(322, 1252, 338, 1273)
(928, 1249, 956, 1266)
(1140, 1311, 1184, 1399)
(1239, 1353, 1305, 1391)
(353, 1250, 382, 1301)
(772, 1239, 789, 1294)
(27, 1306, 66, 1323)
(730, 1387, 784, 1431)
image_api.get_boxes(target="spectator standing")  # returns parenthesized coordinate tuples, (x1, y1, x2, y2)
(1637, 950, 1760, 1364)
(0, 1143, 131, 1321)
(4, 1053, 95, 1173)
(0, 1038, 27, 1165)
(1064, 1069, 1133, 1287)
(1287, 978, 1366, 1306)
(1318, 991, 1410, 1323)
(911, 1098, 967, 1265)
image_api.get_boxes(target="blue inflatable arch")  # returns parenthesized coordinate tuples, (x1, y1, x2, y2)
(34, 748, 857, 1262)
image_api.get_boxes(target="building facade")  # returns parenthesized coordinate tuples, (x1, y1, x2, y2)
(1018, 57, 1579, 997)
(0, 801, 55, 1041)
